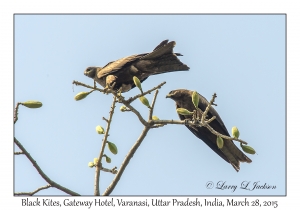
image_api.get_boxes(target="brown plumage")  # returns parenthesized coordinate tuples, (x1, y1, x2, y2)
(166, 89, 252, 172)
(84, 40, 189, 92)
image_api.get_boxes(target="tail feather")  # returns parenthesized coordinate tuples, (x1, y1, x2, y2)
(222, 140, 252, 172)
(141, 41, 175, 60)
(153, 39, 169, 51)
(153, 53, 189, 74)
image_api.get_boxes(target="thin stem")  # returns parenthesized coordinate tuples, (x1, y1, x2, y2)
(201, 93, 217, 124)
(101, 166, 118, 174)
(149, 119, 248, 144)
(126, 81, 166, 104)
(102, 126, 151, 195)
(148, 90, 159, 121)
(14, 102, 21, 124)
(14, 184, 51, 196)
(94, 96, 117, 196)
(14, 137, 80, 196)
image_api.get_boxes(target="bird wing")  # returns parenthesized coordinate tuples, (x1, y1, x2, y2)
(176, 103, 230, 163)
(196, 93, 230, 136)
(175, 91, 251, 171)
(96, 54, 141, 79)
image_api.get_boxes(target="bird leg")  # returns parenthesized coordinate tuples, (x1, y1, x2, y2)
(184, 119, 189, 125)
(103, 82, 116, 94)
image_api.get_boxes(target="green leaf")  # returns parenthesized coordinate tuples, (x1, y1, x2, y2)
(240, 144, 256, 154)
(93, 158, 99, 165)
(96, 125, 105, 134)
(216, 136, 224, 149)
(192, 91, 199, 109)
(139, 96, 151, 108)
(152, 116, 160, 120)
(133, 76, 143, 92)
(21, 100, 43, 108)
(232, 126, 240, 139)
(88, 162, 94, 168)
(107, 141, 118, 155)
(176, 108, 193, 115)
(105, 155, 111, 163)
(120, 105, 127, 112)
(74, 91, 91, 101)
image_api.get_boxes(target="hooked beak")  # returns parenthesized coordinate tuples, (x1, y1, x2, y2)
(166, 94, 172, 98)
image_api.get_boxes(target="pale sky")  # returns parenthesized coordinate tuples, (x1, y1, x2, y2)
(14, 14, 285, 196)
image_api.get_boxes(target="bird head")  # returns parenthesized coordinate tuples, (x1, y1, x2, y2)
(84, 67, 100, 78)
(166, 89, 184, 100)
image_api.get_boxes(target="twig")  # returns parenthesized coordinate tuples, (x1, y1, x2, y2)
(108, 89, 149, 127)
(126, 81, 166, 104)
(14, 151, 24, 155)
(102, 126, 151, 195)
(72, 80, 164, 127)
(101, 166, 118, 174)
(14, 102, 21, 124)
(205, 124, 247, 144)
(206, 116, 216, 124)
(14, 184, 51, 196)
(149, 119, 248, 144)
(14, 137, 80, 196)
(102, 117, 109, 123)
(148, 90, 159, 121)
(73, 80, 111, 93)
(201, 93, 217, 124)
(94, 96, 117, 196)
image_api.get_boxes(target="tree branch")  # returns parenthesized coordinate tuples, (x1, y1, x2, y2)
(72, 80, 166, 127)
(73, 80, 111, 94)
(148, 90, 159, 121)
(14, 137, 80, 196)
(149, 119, 248, 144)
(101, 166, 118, 174)
(14, 102, 21, 124)
(14, 184, 51, 196)
(125, 81, 166, 104)
(102, 126, 151, 196)
(201, 93, 217, 124)
(94, 96, 117, 196)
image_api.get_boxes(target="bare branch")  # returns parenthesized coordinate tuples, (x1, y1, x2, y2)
(121, 102, 149, 126)
(149, 119, 248, 144)
(14, 184, 51, 196)
(14, 137, 80, 196)
(206, 116, 216, 124)
(94, 96, 117, 196)
(126, 81, 166, 104)
(102, 117, 109, 123)
(148, 90, 159, 121)
(102, 126, 151, 196)
(101, 166, 118, 174)
(14, 151, 24, 155)
(14, 102, 21, 124)
(201, 93, 217, 124)
(73, 80, 165, 127)
(73, 80, 111, 94)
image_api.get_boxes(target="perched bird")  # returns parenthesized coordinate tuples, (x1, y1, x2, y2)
(84, 40, 189, 92)
(166, 89, 252, 172)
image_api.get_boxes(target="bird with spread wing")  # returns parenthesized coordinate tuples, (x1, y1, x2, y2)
(84, 40, 189, 92)
(166, 89, 252, 172)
